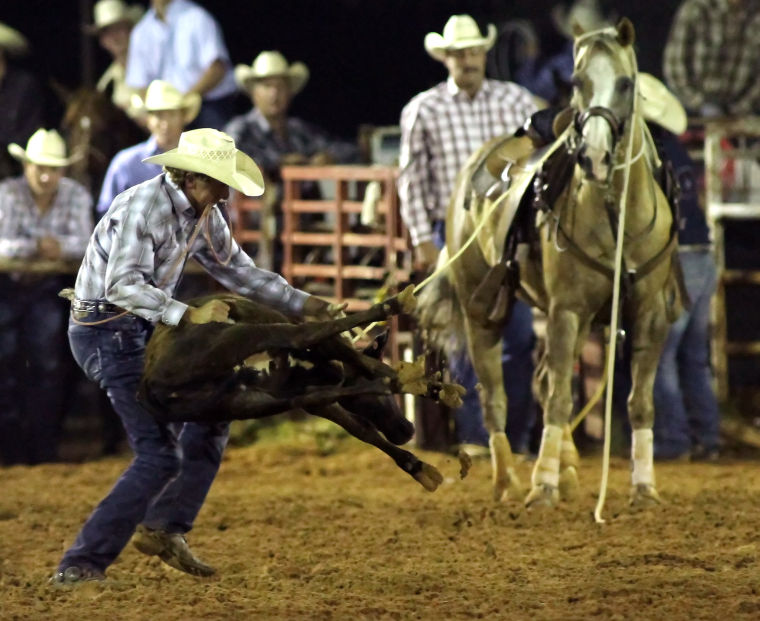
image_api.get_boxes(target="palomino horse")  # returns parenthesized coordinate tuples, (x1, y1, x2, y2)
(419, 18, 684, 507)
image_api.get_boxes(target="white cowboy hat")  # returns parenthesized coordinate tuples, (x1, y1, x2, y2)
(638, 73, 687, 135)
(552, 0, 608, 39)
(424, 15, 497, 62)
(234, 51, 310, 95)
(86, 0, 143, 34)
(8, 129, 80, 167)
(0, 22, 29, 55)
(130, 80, 201, 124)
(143, 128, 265, 196)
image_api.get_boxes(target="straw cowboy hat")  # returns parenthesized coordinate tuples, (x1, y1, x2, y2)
(424, 15, 497, 62)
(143, 128, 265, 196)
(638, 73, 688, 136)
(552, 0, 608, 39)
(8, 129, 80, 167)
(234, 51, 310, 94)
(0, 22, 29, 55)
(86, 0, 143, 34)
(130, 80, 202, 124)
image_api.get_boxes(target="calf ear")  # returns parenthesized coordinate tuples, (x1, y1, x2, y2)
(362, 331, 389, 360)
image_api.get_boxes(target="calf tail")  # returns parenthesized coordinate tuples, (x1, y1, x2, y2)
(415, 251, 467, 359)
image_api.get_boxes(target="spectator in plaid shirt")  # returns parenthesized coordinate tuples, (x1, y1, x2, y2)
(663, 0, 760, 116)
(397, 14, 538, 455)
(0, 129, 93, 465)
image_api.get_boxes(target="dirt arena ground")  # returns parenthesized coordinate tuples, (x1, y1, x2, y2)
(3, 427, 760, 621)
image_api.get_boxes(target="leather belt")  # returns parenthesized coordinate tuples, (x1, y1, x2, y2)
(71, 298, 124, 314)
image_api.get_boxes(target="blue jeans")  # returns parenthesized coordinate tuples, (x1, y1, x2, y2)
(60, 313, 229, 573)
(653, 250, 720, 456)
(0, 275, 70, 465)
(433, 221, 537, 452)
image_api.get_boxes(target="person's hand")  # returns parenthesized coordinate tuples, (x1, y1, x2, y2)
(184, 299, 231, 324)
(37, 236, 62, 260)
(302, 296, 348, 321)
(280, 152, 308, 166)
(413, 240, 439, 273)
(309, 151, 335, 166)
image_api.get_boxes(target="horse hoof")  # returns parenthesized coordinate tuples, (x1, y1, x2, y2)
(414, 462, 444, 492)
(558, 465, 579, 501)
(629, 483, 662, 508)
(524, 484, 559, 508)
(493, 467, 524, 503)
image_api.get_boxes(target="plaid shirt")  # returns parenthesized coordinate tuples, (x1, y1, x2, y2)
(224, 108, 360, 181)
(0, 176, 93, 259)
(397, 78, 536, 246)
(663, 0, 760, 114)
(75, 174, 308, 326)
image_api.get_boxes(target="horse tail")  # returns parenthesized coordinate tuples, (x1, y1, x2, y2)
(415, 248, 467, 359)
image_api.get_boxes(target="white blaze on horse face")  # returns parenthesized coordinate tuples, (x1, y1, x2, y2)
(581, 53, 617, 181)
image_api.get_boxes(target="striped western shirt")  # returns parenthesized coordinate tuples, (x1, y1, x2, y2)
(663, 0, 760, 114)
(0, 176, 93, 259)
(74, 173, 308, 326)
(397, 77, 536, 246)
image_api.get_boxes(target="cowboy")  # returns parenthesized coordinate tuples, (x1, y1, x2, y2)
(225, 50, 360, 194)
(0, 22, 45, 179)
(86, 0, 144, 119)
(0, 129, 93, 465)
(51, 128, 340, 585)
(397, 14, 538, 456)
(96, 79, 201, 215)
(126, 0, 237, 130)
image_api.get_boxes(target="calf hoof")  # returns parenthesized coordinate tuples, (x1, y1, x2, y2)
(414, 462, 443, 492)
(524, 484, 559, 508)
(558, 465, 580, 502)
(493, 467, 524, 503)
(629, 484, 662, 508)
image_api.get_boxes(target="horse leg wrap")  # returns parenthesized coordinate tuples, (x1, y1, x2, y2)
(560, 424, 579, 469)
(532, 424, 563, 488)
(631, 428, 655, 487)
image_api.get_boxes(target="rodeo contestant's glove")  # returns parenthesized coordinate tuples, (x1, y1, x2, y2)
(303, 296, 348, 321)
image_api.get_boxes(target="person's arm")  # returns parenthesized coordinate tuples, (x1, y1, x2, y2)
(663, 3, 706, 111)
(57, 182, 94, 260)
(0, 184, 38, 259)
(125, 22, 153, 89)
(187, 59, 227, 97)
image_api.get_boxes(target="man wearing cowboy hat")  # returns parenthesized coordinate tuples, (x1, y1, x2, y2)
(126, 0, 238, 130)
(86, 0, 144, 119)
(225, 50, 359, 191)
(96, 79, 201, 215)
(0, 129, 93, 466)
(0, 22, 45, 180)
(52, 128, 339, 585)
(398, 14, 538, 457)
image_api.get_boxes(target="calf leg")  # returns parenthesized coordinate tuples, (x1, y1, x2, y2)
(311, 402, 443, 492)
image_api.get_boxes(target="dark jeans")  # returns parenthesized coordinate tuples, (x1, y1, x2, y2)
(432, 221, 537, 453)
(60, 312, 229, 573)
(653, 250, 720, 456)
(0, 275, 71, 465)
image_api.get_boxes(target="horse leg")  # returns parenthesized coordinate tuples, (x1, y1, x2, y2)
(310, 402, 444, 492)
(464, 318, 523, 502)
(526, 307, 580, 508)
(627, 301, 670, 507)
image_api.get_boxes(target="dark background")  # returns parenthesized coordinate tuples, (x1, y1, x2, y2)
(4, 0, 684, 138)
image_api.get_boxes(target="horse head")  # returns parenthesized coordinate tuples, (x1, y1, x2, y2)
(570, 18, 637, 182)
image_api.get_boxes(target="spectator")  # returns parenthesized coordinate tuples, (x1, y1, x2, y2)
(126, 0, 237, 130)
(397, 14, 537, 455)
(0, 129, 93, 465)
(0, 22, 45, 180)
(663, 0, 760, 116)
(225, 50, 360, 197)
(86, 0, 144, 120)
(653, 129, 721, 461)
(97, 79, 200, 215)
